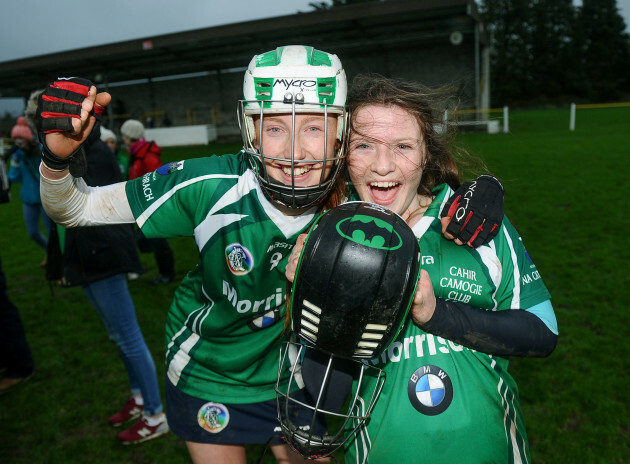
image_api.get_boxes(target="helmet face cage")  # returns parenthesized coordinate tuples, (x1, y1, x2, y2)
(237, 45, 348, 209)
(275, 340, 385, 460)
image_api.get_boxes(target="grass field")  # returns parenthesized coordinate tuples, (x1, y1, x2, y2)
(1, 107, 629, 463)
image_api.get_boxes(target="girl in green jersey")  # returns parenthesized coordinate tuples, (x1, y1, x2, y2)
(285, 75, 558, 463)
(36, 46, 350, 464)
(36, 51, 508, 462)
(342, 76, 558, 463)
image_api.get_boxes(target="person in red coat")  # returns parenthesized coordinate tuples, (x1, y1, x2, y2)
(121, 119, 176, 285)
(121, 120, 163, 180)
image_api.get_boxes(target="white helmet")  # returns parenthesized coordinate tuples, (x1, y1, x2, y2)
(238, 45, 348, 209)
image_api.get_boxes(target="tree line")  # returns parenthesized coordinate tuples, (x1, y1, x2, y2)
(309, 0, 630, 106)
(480, 0, 630, 105)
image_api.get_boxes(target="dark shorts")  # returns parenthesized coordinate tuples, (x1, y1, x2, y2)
(165, 376, 326, 445)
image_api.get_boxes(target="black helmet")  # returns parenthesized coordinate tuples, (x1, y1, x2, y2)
(276, 201, 421, 459)
(291, 201, 421, 358)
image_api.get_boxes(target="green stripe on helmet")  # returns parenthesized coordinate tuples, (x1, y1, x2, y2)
(317, 77, 337, 104)
(311, 49, 333, 67)
(256, 46, 333, 68)
(255, 47, 283, 67)
(253, 77, 274, 100)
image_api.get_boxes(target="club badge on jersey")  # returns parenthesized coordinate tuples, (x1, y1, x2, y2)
(276, 201, 421, 459)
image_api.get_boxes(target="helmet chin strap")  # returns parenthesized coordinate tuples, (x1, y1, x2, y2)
(263, 177, 330, 210)
(281, 422, 342, 460)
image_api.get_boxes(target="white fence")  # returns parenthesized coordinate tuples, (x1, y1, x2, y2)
(442, 106, 510, 134)
(569, 102, 630, 131)
(145, 125, 217, 146)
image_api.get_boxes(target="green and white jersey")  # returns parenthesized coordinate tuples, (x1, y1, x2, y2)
(125, 152, 320, 403)
(345, 183, 551, 464)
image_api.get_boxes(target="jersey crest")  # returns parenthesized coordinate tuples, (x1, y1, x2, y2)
(156, 160, 185, 175)
(197, 402, 229, 433)
(225, 243, 254, 275)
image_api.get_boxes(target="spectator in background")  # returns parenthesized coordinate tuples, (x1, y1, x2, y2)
(120, 119, 176, 285)
(43, 119, 168, 444)
(100, 127, 129, 180)
(8, 116, 51, 264)
(0, 255, 35, 393)
(101, 127, 140, 281)
(1, 144, 14, 204)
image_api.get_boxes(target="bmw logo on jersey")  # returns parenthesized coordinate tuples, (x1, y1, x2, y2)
(407, 364, 453, 416)
(247, 308, 281, 331)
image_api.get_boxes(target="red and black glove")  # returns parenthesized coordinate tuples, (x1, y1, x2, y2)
(36, 77, 103, 177)
(441, 174, 504, 248)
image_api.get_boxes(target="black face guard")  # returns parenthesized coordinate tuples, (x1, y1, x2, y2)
(276, 202, 422, 459)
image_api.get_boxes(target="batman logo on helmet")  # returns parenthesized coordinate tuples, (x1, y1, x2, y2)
(336, 213, 403, 250)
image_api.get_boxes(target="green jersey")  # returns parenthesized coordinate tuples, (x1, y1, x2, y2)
(125, 152, 319, 403)
(346, 184, 551, 464)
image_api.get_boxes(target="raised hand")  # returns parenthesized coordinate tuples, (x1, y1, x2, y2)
(440, 174, 504, 248)
(37, 78, 111, 176)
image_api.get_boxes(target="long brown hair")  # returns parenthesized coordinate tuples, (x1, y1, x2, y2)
(347, 74, 486, 195)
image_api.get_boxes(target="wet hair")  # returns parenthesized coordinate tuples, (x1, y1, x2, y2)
(284, 76, 486, 330)
(323, 175, 347, 210)
(347, 74, 486, 196)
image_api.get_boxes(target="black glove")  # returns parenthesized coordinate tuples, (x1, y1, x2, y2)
(441, 174, 504, 248)
(36, 77, 103, 177)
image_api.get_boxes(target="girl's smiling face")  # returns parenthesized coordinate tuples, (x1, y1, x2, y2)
(348, 104, 426, 220)
(253, 113, 339, 188)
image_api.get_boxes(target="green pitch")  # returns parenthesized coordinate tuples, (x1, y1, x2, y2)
(1, 107, 628, 463)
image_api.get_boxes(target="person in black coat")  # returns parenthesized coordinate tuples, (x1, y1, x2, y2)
(56, 127, 144, 285)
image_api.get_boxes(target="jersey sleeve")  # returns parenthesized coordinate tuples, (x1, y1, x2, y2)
(492, 217, 551, 310)
(125, 156, 240, 238)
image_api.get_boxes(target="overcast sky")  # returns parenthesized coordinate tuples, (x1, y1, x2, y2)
(0, 0, 316, 63)
(1, 0, 629, 63)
